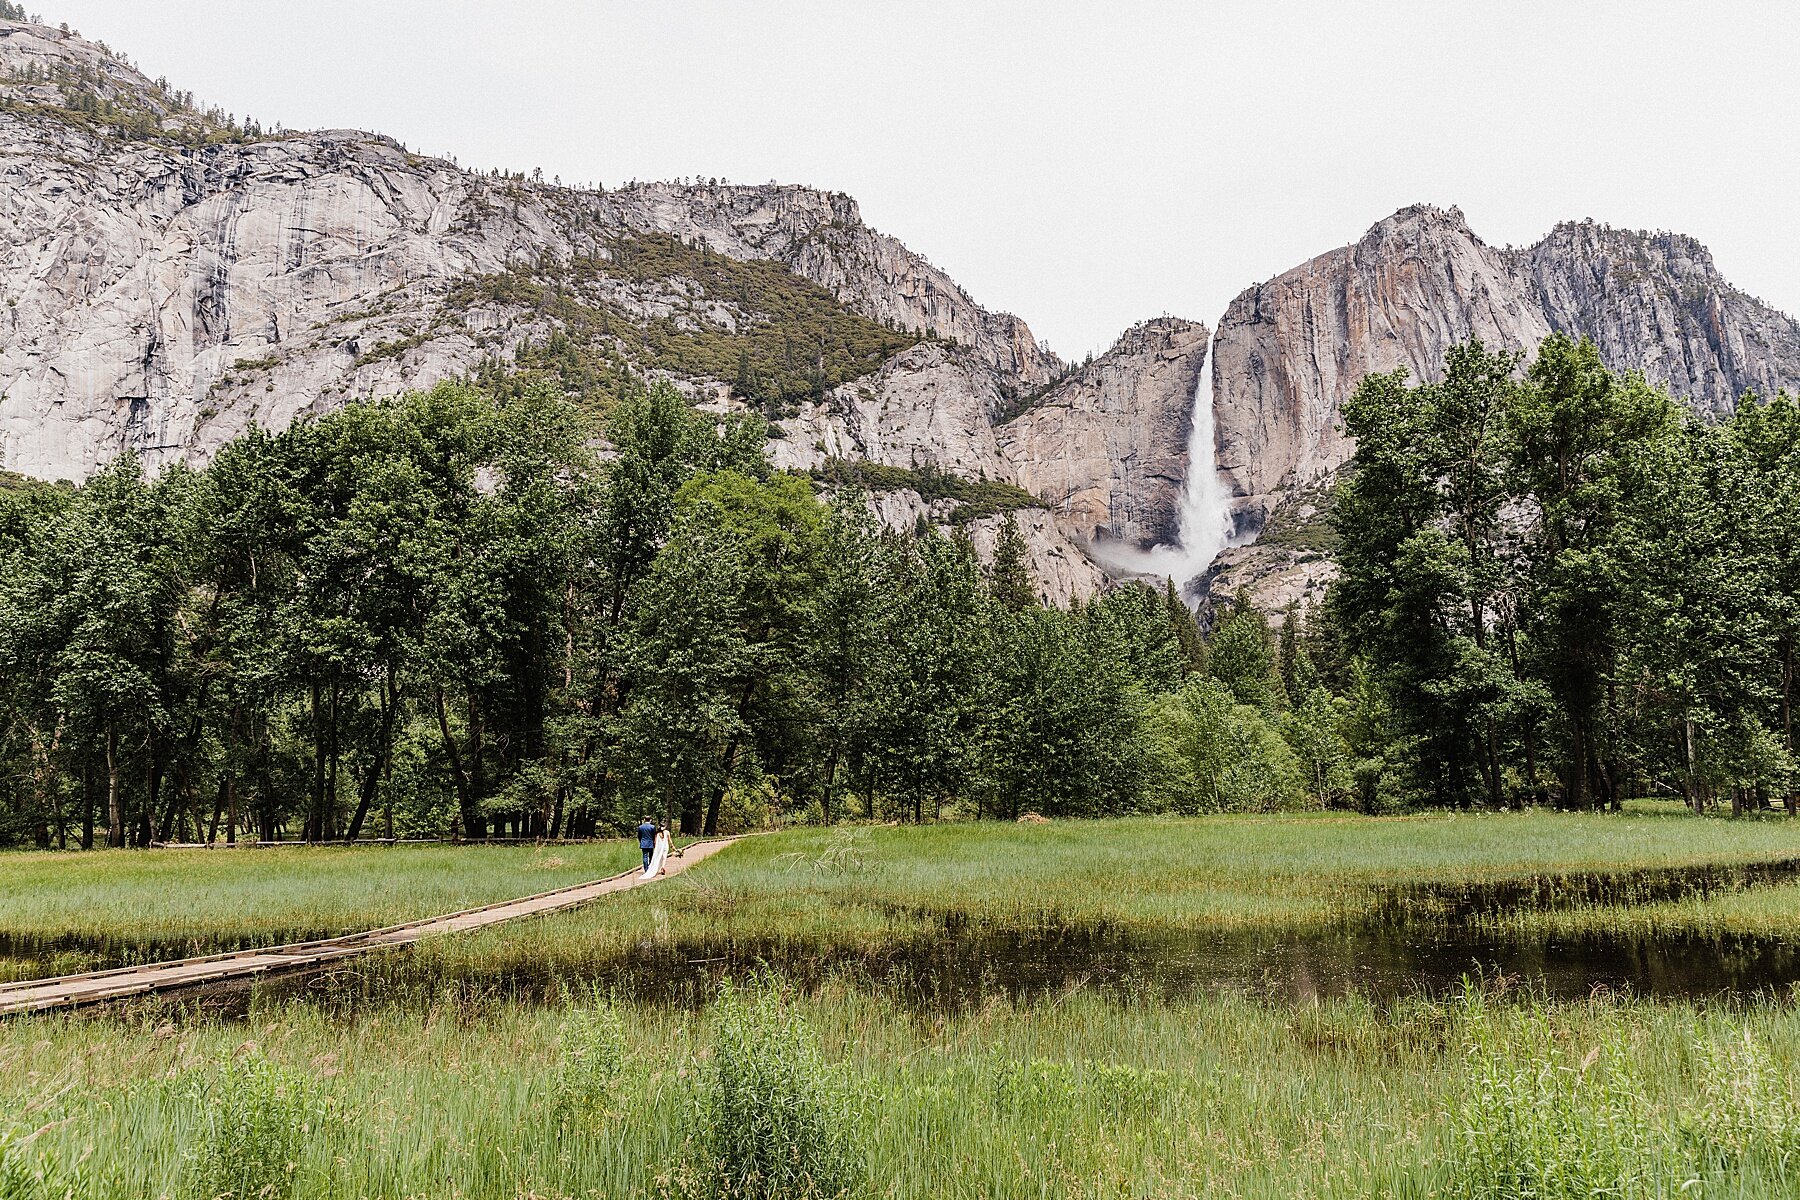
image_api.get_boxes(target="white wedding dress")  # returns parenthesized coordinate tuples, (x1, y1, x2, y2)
(642, 828, 671, 879)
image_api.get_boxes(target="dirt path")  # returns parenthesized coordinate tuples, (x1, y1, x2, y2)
(0, 837, 738, 1016)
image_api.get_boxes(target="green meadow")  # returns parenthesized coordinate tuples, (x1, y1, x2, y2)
(5, 811, 1800, 1199)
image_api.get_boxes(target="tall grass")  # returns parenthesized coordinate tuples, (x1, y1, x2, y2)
(0, 842, 640, 951)
(9, 813, 1800, 1196)
(693, 976, 860, 1200)
(376, 809, 1800, 1000)
(549, 985, 628, 1128)
(7, 812, 1798, 958)
(5, 984, 1800, 1198)
(185, 1050, 340, 1200)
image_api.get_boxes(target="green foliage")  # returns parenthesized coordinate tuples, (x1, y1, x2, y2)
(1149, 676, 1308, 812)
(1163, 578, 1205, 676)
(1330, 333, 1800, 814)
(697, 977, 860, 1200)
(812, 457, 1044, 524)
(0, 1124, 83, 1200)
(1281, 685, 1354, 809)
(1253, 475, 1342, 556)
(1206, 590, 1287, 710)
(986, 513, 1036, 612)
(988, 1056, 1182, 1124)
(981, 605, 1155, 819)
(185, 1050, 338, 1200)
(1083, 582, 1189, 695)
(454, 234, 918, 413)
(1448, 999, 1800, 1198)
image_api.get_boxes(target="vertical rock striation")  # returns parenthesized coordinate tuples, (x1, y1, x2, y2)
(1000, 317, 1209, 551)
(1210, 206, 1550, 523)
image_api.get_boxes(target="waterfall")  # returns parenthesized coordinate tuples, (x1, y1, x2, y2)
(1091, 334, 1235, 592)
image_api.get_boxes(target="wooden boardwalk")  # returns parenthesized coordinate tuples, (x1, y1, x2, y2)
(0, 837, 737, 1017)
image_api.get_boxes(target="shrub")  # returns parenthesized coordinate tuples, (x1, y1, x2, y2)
(1149, 676, 1307, 812)
(697, 977, 859, 1200)
(185, 1050, 336, 1200)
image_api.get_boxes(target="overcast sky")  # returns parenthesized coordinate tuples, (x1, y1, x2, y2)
(46, 0, 1800, 359)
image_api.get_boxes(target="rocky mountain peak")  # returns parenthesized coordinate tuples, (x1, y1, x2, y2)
(1211, 205, 1800, 532)
(1, 17, 233, 137)
(1510, 221, 1800, 416)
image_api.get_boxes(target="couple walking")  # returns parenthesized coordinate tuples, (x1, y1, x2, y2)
(637, 816, 672, 878)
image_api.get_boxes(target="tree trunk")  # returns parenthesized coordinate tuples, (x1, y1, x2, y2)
(105, 726, 123, 848)
(1483, 724, 1503, 809)
(345, 666, 397, 843)
(309, 679, 326, 842)
(325, 681, 342, 839)
(435, 688, 485, 839)
(1682, 718, 1699, 813)
(81, 760, 94, 850)
(153, 752, 176, 843)
(821, 750, 839, 826)
(207, 772, 227, 845)
(1565, 718, 1588, 811)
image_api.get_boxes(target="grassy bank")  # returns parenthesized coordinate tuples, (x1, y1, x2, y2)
(4, 984, 1800, 1199)
(384, 809, 1800, 986)
(0, 841, 642, 950)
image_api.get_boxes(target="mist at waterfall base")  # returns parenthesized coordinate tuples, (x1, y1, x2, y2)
(1089, 338, 1236, 600)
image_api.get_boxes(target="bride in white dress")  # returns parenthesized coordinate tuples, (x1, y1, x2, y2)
(642, 825, 672, 879)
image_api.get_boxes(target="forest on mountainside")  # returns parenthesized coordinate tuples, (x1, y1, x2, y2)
(0, 333, 1795, 848)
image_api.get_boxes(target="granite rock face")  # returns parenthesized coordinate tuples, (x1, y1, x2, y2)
(0, 20, 1105, 595)
(1512, 221, 1800, 419)
(1210, 205, 1800, 538)
(767, 343, 1013, 481)
(11, 19, 1800, 614)
(763, 325, 1201, 601)
(0, 21, 1056, 485)
(1210, 206, 1551, 521)
(855, 486, 1106, 609)
(1000, 317, 1208, 550)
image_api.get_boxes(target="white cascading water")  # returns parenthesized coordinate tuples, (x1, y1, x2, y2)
(1091, 335, 1236, 592)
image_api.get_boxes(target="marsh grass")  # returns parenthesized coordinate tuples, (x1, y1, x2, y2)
(185, 1049, 341, 1200)
(0, 842, 641, 955)
(10, 812, 1800, 1196)
(7, 985, 1800, 1198)
(1474, 877, 1800, 943)
(693, 975, 860, 1200)
(363, 810, 1800, 1003)
(550, 984, 628, 1128)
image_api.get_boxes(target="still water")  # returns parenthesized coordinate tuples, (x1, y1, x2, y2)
(7, 858, 1799, 1011)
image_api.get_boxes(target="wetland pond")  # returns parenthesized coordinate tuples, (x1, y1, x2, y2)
(7, 857, 1800, 1012)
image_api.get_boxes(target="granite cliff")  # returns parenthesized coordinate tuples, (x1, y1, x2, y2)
(1212, 205, 1800, 534)
(0, 18, 1132, 600)
(1205, 204, 1800, 619)
(6, 19, 1800, 613)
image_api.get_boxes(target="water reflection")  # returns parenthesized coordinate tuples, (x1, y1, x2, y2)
(8, 858, 1800, 1012)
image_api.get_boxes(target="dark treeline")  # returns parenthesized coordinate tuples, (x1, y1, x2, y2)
(4, 334, 1793, 848)
(1, 379, 1324, 848)
(1333, 334, 1800, 814)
